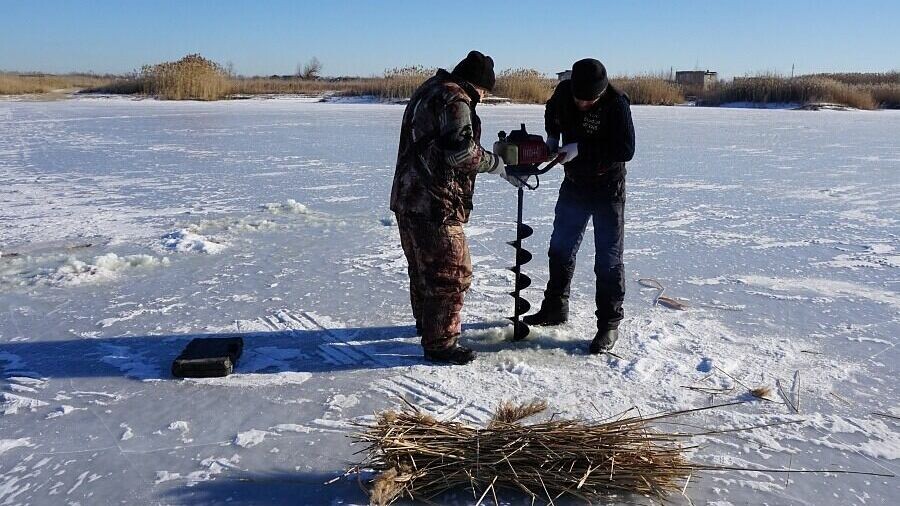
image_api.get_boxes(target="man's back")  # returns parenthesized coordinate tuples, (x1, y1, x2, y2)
(390, 69, 494, 224)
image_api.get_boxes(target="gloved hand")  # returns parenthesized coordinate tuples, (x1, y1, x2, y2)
(499, 169, 526, 188)
(546, 136, 560, 154)
(488, 155, 525, 188)
(558, 142, 579, 163)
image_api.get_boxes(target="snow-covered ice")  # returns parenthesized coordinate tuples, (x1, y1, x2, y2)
(0, 97, 897, 504)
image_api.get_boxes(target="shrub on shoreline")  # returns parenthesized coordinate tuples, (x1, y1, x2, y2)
(701, 75, 880, 110)
(139, 54, 230, 100)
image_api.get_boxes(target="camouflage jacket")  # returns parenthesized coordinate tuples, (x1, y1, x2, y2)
(390, 69, 502, 224)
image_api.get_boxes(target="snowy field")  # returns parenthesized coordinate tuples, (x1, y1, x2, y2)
(0, 97, 897, 505)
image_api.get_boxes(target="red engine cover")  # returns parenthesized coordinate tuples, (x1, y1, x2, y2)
(516, 139, 549, 165)
(505, 124, 548, 165)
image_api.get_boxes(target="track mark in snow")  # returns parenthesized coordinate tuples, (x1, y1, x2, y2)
(378, 374, 493, 424)
(245, 308, 388, 368)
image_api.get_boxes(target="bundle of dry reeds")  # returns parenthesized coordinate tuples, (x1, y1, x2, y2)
(353, 400, 700, 505)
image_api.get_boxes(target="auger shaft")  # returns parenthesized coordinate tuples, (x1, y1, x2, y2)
(511, 185, 531, 340)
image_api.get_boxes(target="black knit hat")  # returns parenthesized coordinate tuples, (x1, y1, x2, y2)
(571, 58, 608, 100)
(451, 50, 496, 91)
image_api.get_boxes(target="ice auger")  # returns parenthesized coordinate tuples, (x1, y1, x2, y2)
(493, 124, 563, 341)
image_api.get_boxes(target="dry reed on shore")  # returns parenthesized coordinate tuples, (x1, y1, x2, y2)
(613, 76, 685, 105)
(494, 69, 556, 104)
(701, 76, 879, 109)
(0, 73, 113, 95)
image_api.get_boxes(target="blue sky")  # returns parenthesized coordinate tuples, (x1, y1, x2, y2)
(2, 0, 898, 77)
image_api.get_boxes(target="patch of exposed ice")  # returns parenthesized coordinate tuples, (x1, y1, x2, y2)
(736, 275, 899, 309)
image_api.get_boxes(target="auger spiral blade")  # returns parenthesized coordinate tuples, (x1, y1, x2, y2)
(512, 296, 531, 315)
(517, 223, 534, 240)
(513, 273, 532, 291)
(516, 248, 533, 265)
(511, 321, 530, 341)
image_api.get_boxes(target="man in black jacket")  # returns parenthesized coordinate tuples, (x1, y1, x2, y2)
(523, 58, 635, 354)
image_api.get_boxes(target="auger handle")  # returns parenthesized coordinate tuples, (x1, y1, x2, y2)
(507, 153, 565, 190)
(539, 152, 565, 173)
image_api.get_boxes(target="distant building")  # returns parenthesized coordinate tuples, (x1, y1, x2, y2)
(557, 70, 572, 81)
(675, 70, 717, 90)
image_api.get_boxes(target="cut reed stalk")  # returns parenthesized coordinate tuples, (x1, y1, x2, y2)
(351, 400, 894, 505)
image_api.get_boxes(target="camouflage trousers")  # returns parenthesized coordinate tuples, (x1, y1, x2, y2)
(396, 215, 473, 352)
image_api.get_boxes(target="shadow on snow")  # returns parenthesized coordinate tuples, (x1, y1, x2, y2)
(0, 321, 597, 382)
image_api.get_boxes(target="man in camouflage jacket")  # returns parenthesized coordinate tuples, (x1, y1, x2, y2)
(390, 51, 520, 365)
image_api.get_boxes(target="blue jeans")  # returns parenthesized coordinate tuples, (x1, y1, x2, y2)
(545, 177, 625, 330)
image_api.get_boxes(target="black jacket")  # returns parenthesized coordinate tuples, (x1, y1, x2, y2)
(545, 80, 635, 184)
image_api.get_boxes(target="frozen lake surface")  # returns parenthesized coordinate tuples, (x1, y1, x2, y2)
(1, 97, 898, 505)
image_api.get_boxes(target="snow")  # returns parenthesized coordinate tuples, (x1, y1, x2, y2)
(0, 98, 897, 505)
(233, 429, 276, 448)
(0, 439, 32, 455)
(262, 198, 310, 215)
(1, 392, 49, 415)
(161, 229, 227, 254)
(1, 251, 168, 288)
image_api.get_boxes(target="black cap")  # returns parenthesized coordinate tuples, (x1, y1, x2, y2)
(571, 58, 608, 100)
(451, 50, 496, 91)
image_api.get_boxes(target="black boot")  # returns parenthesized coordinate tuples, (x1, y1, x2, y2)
(424, 344, 476, 365)
(589, 329, 619, 354)
(522, 298, 569, 326)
